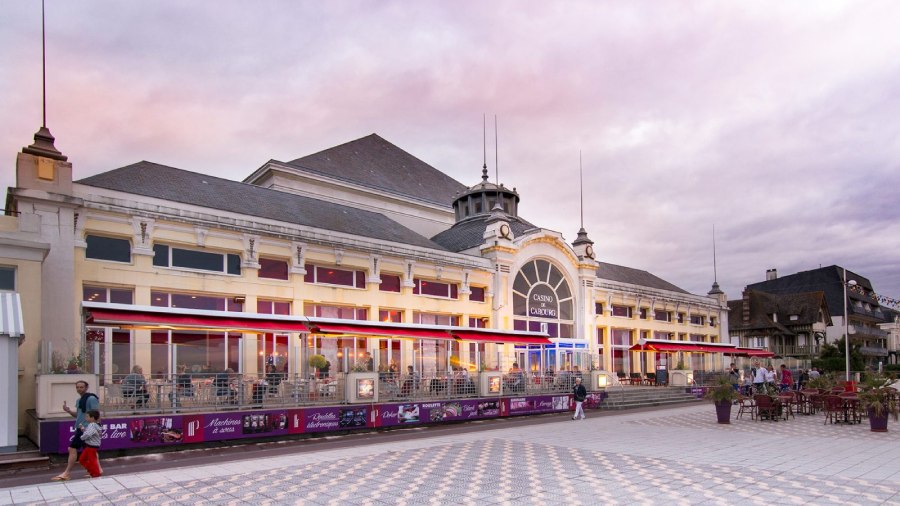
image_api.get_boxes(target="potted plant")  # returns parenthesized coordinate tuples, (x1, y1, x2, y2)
(705, 376, 740, 424)
(857, 374, 899, 432)
(309, 354, 327, 378)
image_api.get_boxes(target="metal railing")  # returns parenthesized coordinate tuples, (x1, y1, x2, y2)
(96, 371, 583, 415)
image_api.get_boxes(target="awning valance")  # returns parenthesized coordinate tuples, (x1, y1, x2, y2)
(83, 302, 310, 333)
(725, 347, 776, 358)
(629, 340, 738, 354)
(451, 329, 552, 345)
(307, 320, 453, 340)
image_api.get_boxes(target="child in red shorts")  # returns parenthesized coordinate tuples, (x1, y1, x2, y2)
(77, 410, 103, 478)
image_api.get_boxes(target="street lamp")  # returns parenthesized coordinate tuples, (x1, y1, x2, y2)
(842, 267, 857, 382)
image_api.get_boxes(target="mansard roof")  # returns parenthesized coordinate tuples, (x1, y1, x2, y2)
(430, 214, 539, 252)
(746, 265, 886, 323)
(286, 134, 467, 207)
(77, 161, 446, 250)
(596, 262, 690, 294)
(728, 289, 831, 334)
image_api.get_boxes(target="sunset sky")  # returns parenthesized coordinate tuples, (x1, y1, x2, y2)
(2, 1, 899, 304)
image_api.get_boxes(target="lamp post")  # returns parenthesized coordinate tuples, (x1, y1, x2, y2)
(842, 267, 857, 382)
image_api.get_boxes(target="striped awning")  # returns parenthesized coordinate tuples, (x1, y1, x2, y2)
(0, 292, 24, 338)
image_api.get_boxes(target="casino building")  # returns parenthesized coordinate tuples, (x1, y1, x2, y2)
(3, 128, 728, 438)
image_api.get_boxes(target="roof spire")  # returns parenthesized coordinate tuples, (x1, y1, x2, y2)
(23, 0, 66, 161)
(494, 115, 499, 187)
(708, 224, 723, 295)
(481, 114, 488, 182)
(573, 151, 593, 248)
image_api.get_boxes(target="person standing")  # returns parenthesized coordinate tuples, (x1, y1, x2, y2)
(52, 380, 99, 481)
(779, 365, 793, 392)
(572, 376, 587, 420)
(753, 361, 767, 394)
(78, 410, 103, 478)
(728, 363, 741, 392)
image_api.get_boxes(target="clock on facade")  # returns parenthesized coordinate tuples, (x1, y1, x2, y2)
(585, 245, 595, 259)
(499, 224, 511, 239)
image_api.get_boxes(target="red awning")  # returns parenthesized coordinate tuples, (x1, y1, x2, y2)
(84, 306, 310, 333)
(307, 321, 452, 340)
(451, 329, 552, 345)
(726, 347, 776, 358)
(629, 341, 737, 354)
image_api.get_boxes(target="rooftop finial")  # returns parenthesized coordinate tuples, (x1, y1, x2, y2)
(481, 114, 488, 181)
(494, 115, 499, 186)
(22, 0, 67, 161)
(579, 150, 584, 229)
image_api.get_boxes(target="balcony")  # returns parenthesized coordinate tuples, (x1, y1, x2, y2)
(849, 325, 889, 339)
(858, 346, 889, 357)
(767, 345, 820, 357)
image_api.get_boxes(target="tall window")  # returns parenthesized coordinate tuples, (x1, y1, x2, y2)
(85, 235, 131, 263)
(653, 310, 671, 322)
(414, 279, 458, 299)
(469, 286, 486, 302)
(304, 264, 366, 288)
(689, 314, 705, 325)
(153, 244, 241, 275)
(257, 299, 290, 373)
(379, 274, 401, 292)
(304, 304, 368, 320)
(0, 267, 13, 291)
(611, 305, 632, 318)
(258, 258, 289, 280)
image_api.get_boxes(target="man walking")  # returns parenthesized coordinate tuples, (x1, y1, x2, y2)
(572, 376, 587, 420)
(52, 380, 100, 481)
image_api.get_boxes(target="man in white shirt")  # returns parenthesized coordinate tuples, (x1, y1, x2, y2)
(753, 361, 768, 393)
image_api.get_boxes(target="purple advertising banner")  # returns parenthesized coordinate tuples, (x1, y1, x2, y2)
(42, 394, 570, 454)
(303, 406, 370, 433)
(507, 395, 569, 416)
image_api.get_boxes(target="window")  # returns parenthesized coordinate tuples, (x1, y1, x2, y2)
(611, 305, 632, 318)
(639, 308, 647, 319)
(414, 279, 458, 299)
(151, 291, 243, 311)
(304, 304, 368, 321)
(595, 302, 603, 314)
(468, 317, 487, 328)
(153, 244, 241, 275)
(710, 317, 717, 327)
(258, 258, 289, 280)
(469, 286, 486, 302)
(654, 310, 671, 322)
(512, 259, 573, 320)
(677, 313, 685, 324)
(257, 299, 291, 315)
(304, 264, 366, 288)
(83, 286, 133, 304)
(597, 327, 605, 345)
(379, 274, 401, 292)
(689, 314, 705, 325)
(0, 267, 14, 291)
(85, 235, 131, 263)
(412, 312, 459, 326)
(379, 310, 403, 323)
(611, 329, 631, 346)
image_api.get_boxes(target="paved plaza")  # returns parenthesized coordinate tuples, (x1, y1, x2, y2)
(1, 403, 899, 505)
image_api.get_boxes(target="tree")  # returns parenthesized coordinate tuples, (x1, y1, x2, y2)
(813, 337, 864, 372)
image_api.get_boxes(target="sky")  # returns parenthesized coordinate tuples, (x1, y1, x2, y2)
(2, 1, 899, 305)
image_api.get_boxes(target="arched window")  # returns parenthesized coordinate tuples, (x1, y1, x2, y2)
(512, 259, 574, 320)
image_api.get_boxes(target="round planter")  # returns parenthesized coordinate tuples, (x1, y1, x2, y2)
(715, 401, 732, 424)
(868, 408, 889, 432)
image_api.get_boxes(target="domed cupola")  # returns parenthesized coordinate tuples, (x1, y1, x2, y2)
(452, 164, 520, 223)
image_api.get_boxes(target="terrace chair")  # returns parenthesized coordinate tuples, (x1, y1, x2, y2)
(628, 373, 643, 385)
(645, 373, 657, 386)
(823, 395, 845, 425)
(736, 394, 756, 420)
(754, 395, 778, 421)
(616, 371, 627, 385)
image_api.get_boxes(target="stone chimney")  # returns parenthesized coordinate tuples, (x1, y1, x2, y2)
(766, 268, 778, 281)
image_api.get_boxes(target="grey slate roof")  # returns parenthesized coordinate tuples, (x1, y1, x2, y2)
(746, 265, 886, 323)
(287, 134, 468, 207)
(596, 262, 690, 294)
(77, 161, 447, 250)
(430, 215, 539, 252)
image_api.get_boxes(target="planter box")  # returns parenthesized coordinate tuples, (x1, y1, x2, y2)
(345, 372, 378, 404)
(669, 370, 694, 387)
(36, 374, 98, 419)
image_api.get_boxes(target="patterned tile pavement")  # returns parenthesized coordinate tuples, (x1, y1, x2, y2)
(1, 403, 898, 505)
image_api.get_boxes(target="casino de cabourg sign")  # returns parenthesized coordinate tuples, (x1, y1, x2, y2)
(528, 285, 558, 319)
